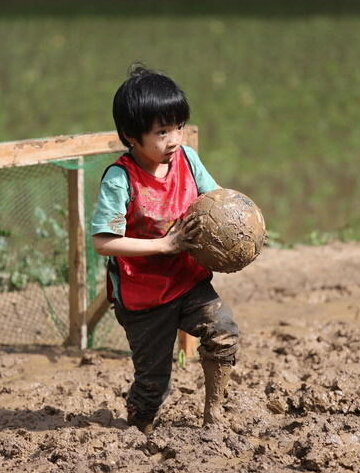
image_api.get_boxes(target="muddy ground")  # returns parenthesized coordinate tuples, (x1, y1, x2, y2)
(1, 242, 360, 472)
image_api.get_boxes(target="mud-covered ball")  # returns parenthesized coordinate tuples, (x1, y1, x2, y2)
(185, 188, 266, 273)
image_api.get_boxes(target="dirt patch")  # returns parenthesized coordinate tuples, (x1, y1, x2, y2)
(1, 242, 360, 472)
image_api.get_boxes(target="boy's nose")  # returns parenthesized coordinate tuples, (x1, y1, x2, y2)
(168, 129, 183, 147)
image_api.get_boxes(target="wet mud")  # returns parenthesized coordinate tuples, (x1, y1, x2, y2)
(1, 242, 360, 472)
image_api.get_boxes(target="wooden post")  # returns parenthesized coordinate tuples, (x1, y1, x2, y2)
(67, 157, 87, 348)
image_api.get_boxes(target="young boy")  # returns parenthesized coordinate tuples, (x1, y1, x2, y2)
(92, 65, 239, 434)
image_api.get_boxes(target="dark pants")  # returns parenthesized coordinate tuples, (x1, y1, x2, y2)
(114, 278, 239, 418)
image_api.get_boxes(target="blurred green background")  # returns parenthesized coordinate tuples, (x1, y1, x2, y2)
(1, 0, 360, 243)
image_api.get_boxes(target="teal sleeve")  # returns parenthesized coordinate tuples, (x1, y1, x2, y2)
(182, 145, 219, 194)
(91, 165, 130, 236)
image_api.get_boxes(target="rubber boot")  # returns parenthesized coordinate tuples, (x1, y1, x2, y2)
(201, 359, 232, 425)
(127, 410, 155, 435)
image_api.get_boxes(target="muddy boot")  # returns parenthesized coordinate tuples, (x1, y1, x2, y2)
(201, 359, 232, 425)
(127, 410, 155, 435)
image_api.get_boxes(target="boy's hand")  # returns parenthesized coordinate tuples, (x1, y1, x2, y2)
(161, 214, 202, 254)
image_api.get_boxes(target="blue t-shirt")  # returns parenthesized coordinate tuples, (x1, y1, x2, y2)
(92, 145, 218, 236)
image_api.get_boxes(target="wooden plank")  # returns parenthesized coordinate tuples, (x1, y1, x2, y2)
(0, 126, 198, 168)
(66, 160, 87, 348)
(178, 330, 199, 359)
(0, 132, 124, 168)
(183, 125, 198, 150)
(86, 286, 111, 333)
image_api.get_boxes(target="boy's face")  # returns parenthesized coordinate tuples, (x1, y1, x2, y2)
(131, 121, 185, 167)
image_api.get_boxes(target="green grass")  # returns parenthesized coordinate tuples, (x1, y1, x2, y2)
(1, 1, 360, 242)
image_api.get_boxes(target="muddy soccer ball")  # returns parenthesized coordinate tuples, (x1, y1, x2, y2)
(185, 188, 266, 273)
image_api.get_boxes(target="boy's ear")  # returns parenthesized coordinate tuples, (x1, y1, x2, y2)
(123, 133, 137, 147)
(123, 133, 132, 145)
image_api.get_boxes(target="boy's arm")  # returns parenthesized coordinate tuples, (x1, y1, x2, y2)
(93, 234, 166, 256)
(93, 214, 201, 257)
(92, 166, 130, 237)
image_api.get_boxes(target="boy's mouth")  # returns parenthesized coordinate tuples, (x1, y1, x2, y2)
(165, 147, 177, 157)
(163, 150, 175, 161)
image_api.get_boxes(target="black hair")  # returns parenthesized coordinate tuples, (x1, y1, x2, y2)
(113, 64, 190, 147)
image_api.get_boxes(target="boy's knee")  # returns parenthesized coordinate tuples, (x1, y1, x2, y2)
(199, 302, 239, 363)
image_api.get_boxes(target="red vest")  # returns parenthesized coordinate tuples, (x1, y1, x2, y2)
(112, 147, 211, 310)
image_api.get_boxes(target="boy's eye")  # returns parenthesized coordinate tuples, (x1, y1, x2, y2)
(155, 124, 184, 136)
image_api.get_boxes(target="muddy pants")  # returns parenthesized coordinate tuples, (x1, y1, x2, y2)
(114, 278, 239, 418)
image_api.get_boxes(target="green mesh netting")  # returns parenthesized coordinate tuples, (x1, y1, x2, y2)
(0, 155, 129, 351)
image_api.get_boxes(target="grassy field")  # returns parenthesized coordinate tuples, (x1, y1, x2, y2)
(1, 0, 360, 242)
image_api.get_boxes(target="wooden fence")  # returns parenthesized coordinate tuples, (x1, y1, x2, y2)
(0, 127, 199, 356)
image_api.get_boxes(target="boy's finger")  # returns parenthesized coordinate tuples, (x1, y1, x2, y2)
(182, 212, 200, 227)
(182, 212, 194, 223)
(183, 217, 201, 232)
(182, 241, 203, 251)
(184, 226, 201, 240)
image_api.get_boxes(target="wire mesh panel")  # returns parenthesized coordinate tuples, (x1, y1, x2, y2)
(0, 164, 68, 345)
(0, 156, 129, 351)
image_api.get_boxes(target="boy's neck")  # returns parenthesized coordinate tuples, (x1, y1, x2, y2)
(130, 149, 169, 178)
